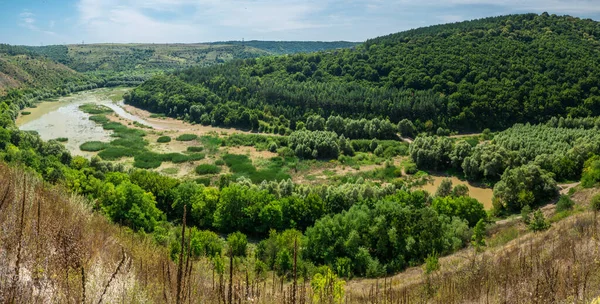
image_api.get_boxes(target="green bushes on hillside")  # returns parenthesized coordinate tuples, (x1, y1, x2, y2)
(176, 134, 198, 141)
(157, 136, 171, 143)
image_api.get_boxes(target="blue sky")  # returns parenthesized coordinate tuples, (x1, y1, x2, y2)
(1, 0, 600, 45)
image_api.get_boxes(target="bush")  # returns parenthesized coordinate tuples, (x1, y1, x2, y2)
(195, 177, 211, 186)
(55, 137, 68, 142)
(195, 164, 221, 175)
(187, 146, 204, 152)
(80, 141, 108, 152)
(215, 159, 225, 166)
(157, 136, 171, 143)
(134, 152, 163, 169)
(21, 111, 31, 115)
(171, 153, 205, 163)
(404, 162, 418, 175)
(581, 156, 600, 188)
(528, 210, 550, 232)
(555, 195, 574, 212)
(98, 146, 137, 160)
(89, 115, 110, 124)
(176, 134, 198, 141)
(591, 193, 600, 213)
(79, 103, 113, 114)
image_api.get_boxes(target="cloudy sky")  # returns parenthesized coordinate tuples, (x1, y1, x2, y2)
(1, 0, 600, 45)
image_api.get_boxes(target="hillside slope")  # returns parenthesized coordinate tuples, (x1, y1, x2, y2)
(0, 44, 87, 95)
(126, 13, 600, 132)
(26, 41, 359, 73)
(211, 40, 359, 55)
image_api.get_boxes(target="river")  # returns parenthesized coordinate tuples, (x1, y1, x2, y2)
(419, 175, 494, 209)
(15, 88, 153, 156)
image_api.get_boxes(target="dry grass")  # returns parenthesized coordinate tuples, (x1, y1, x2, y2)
(0, 163, 309, 304)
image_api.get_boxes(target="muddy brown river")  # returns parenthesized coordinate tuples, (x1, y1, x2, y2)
(419, 175, 494, 209)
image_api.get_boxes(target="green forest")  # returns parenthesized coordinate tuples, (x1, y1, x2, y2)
(126, 13, 600, 134)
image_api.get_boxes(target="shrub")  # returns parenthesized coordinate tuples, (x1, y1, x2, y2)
(591, 193, 600, 213)
(176, 134, 198, 141)
(528, 210, 550, 232)
(21, 111, 31, 115)
(404, 162, 418, 175)
(187, 146, 204, 152)
(157, 136, 171, 143)
(555, 195, 574, 212)
(171, 153, 205, 163)
(79, 103, 113, 114)
(134, 152, 163, 169)
(195, 177, 211, 186)
(581, 156, 600, 188)
(80, 141, 108, 152)
(195, 164, 221, 175)
(89, 115, 110, 124)
(55, 137, 68, 142)
(98, 146, 137, 160)
(215, 159, 225, 166)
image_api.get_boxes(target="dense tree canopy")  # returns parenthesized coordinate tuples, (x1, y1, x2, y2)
(126, 14, 600, 134)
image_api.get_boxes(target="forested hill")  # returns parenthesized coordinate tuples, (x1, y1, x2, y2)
(25, 41, 358, 73)
(0, 44, 88, 95)
(209, 40, 360, 55)
(126, 13, 600, 132)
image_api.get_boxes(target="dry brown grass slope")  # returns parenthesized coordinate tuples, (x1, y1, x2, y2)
(0, 163, 173, 303)
(0, 162, 311, 304)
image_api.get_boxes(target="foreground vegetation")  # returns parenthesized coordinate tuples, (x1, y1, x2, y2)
(2, 161, 600, 303)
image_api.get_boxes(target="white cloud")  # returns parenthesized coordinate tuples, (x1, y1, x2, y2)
(19, 10, 37, 30)
(18, 10, 57, 37)
(70, 0, 600, 43)
(75, 0, 334, 42)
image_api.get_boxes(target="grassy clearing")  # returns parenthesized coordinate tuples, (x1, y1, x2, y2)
(176, 134, 198, 141)
(195, 164, 221, 175)
(134, 152, 206, 169)
(98, 146, 137, 160)
(79, 103, 114, 114)
(133, 121, 153, 129)
(161, 167, 179, 175)
(157, 136, 171, 143)
(222, 154, 291, 183)
(340, 164, 402, 182)
(225, 133, 287, 151)
(199, 135, 223, 153)
(85, 115, 207, 168)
